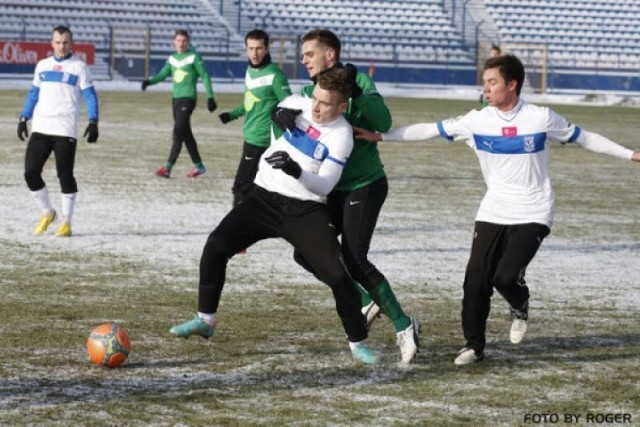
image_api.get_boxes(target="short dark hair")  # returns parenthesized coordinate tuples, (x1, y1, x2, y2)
(484, 54, 525, 96)
(52, 25, 72, 40)
(245, 29, 269, 48)
(316, 67, 351, 102)
(174, 29, 189, 39)
(302, 29, 341, 61)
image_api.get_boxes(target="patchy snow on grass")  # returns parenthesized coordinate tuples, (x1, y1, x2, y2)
(1, 86, 638, 425)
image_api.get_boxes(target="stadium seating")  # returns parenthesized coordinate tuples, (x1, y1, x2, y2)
(485, 0, 640, 70)
(0, 0, 242, 79)
(1, 0, 637, 87)
(239, 0, 474, 64)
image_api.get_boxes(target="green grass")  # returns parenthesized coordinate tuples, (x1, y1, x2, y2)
(0, 89, 639, 426)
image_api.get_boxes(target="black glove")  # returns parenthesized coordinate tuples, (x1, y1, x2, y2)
(271, 107, 301, 131)
(84, 121, 99, 143)
(17, 117, 28, 141)
(219, 112, 231, 124)
(265, 151, 302, 179)
(207, 98, 217, 112)
(141, 80, 150, 91)
(344, 63, 363, 98)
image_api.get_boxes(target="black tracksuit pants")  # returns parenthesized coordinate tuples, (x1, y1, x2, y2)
(462, 221, 550, 352)
(168, 98, 201, 165)
(231, 142, 268, 206)
(197, 185, 369, 343)
(294, 176, 388, 292)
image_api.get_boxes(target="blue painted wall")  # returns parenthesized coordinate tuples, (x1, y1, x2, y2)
(3, 60, 638, 92)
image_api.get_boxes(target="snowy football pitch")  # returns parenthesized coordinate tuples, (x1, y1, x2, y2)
(0, 88, 638, 425)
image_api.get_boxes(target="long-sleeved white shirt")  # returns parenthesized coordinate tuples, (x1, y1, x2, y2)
(21, 53, 98, 139)
(382, 100, 634, 227)
(255, 95, 354, 203)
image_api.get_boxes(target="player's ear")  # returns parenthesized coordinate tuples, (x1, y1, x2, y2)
(325, 48, 337, 63)
(337, 99, 349, 114)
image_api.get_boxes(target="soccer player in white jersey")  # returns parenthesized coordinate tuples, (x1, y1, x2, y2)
(355, 54, 640, 365)
(17, 25, 99, 237)
(169, 68, 379, 364)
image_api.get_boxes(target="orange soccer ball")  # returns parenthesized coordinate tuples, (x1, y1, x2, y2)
(86, 323, 131, 368)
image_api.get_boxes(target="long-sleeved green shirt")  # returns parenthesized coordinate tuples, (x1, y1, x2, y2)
(148, 48, 214, 100)
(301, 70, 392, 191)
(227, 62, 291, 147)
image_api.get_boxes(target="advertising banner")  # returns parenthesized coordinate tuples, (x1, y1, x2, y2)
(0, 41, 95, 65)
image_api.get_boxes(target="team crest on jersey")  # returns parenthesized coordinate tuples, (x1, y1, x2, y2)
(313, 142, 327, 160)
(54, 65, 63, 71)
(502, 126, 517, 136)
(524, 135, 536, 152)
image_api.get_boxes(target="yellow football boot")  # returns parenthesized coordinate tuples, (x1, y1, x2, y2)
(55, 222, 72, 237)
(34, 210, 56, 235)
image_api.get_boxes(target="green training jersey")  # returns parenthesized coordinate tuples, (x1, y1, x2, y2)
(228, 62, 291, 147)
(301, 71, 392, 191)
(149, 48, 214, 100)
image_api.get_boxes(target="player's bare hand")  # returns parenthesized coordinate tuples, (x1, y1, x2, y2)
(353, 126, 382, 142)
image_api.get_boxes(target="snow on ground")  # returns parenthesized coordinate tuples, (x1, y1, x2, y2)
(1, 78, 638, 310)
(0, 79, 638, 425)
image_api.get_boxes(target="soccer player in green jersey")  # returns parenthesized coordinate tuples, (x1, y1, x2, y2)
(275, 29, 420, 364)
(141, 29, 217, 179)
(218, 30, 292, 206)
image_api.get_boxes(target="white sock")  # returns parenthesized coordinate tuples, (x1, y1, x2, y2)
(197, 312, 216, 326)
(349, 340, 366, 350)
(61, 192, 77, 224)
(31, 187, 54, 214)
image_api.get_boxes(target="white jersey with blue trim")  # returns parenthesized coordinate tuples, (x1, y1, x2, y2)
(30, 54, 95, 139)
(255, 94, 354, 203)
(438, 99, 581, 227)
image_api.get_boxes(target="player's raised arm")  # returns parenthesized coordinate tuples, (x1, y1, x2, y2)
(575, 130, 640, 162)
(352, 126, 381, 142)
(354, 122, 441, 142)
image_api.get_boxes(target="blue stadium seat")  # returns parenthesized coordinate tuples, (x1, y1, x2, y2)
(0, 0, 246, 79)
(240, 0, 474, 66)
(486, 0, 640, 70)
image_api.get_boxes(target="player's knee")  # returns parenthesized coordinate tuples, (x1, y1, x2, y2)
(24, 171, 44, 191)
(293, 250, 314, 274)
(492, 270, 522, 292)
(316, 267, 350, 291)
(205, 233, 232, 258)
(342, 252, 370, 281)
(59, 177, 77, 194)
(349, 264, 384, 292)
(463, 269, 493, 296)
(207, 227, 250, 259)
